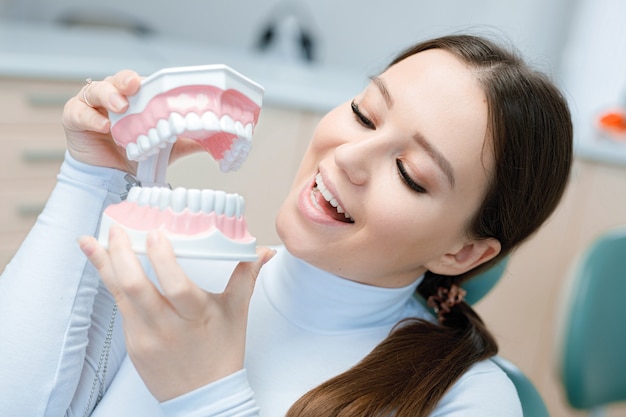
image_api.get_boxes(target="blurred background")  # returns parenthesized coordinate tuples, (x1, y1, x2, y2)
(0, 0, 575, 73)
(0, 0, 625, 416)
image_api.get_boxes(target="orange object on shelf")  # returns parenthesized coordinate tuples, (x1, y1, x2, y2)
(599, 111, 626, 132)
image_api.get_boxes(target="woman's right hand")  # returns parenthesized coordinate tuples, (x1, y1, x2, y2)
(79, 227, 276, 401)
(62, 70, 142, 174)
(62, 70, 207, 174)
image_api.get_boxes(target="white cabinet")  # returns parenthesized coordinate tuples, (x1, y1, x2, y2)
(0, 78, 77, 268)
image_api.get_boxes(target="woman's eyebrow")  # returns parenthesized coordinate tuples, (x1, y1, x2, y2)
(413, 132, 456, 189)
(369, 76, 393, 108)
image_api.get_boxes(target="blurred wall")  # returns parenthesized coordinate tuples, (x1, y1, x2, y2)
(560, 0, 626, 147)
(2, 0, 578, 77)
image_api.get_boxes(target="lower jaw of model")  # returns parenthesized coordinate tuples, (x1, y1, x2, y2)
(98, 65, 263, 261)
(99, 186, 257, 260)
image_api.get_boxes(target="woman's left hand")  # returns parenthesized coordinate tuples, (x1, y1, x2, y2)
(78, 226, 275, 401)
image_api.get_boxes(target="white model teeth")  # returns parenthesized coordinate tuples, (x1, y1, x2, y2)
(126, 186, 245, 218)
(158, 188, 171, 210)
(171, 187, 187, 212)
(214, 190, 226, 213)
(125, 110, 255, 167)
(202, 112, 220, 128)
(170, 112, 186, 134)
(187, 189, 201, 212)
(157, 119, 172, 141)
(185, 112, 203, 130)
(220, 116, 235, 131)
(220, 136, 251, 172)
(314, 173, 353, 221)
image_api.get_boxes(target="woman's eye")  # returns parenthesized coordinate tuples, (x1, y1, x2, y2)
(396, 159, 427, 193)
(351, 101, 376, 129)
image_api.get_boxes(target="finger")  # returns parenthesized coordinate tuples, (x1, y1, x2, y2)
(78, 69, 141, 114)
(107, 69, 142, 97)
(78, 235, 128, 307)
(101, 69, 142, 112)
(63, 70, 142, 134)
(107, 225, 163, 316)
(80, 79, 126, 114)
(223, 247, 276, 314)
(62, 95, 111, 134)
(145, 231, 209, 319)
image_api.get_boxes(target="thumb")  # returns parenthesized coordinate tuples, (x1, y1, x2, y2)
(223, 247, 276, 311)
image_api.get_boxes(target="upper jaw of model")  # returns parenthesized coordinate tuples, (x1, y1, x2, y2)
(110, 64, 263, 181)
(99, 65, 264, 261)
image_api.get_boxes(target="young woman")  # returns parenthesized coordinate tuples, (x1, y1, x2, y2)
(0, 34, 572, 416)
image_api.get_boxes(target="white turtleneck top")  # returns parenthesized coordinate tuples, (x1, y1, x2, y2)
(0, 154, 522, 417)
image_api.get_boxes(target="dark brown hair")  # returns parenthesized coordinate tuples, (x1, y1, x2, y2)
(287, 34, 573, 416)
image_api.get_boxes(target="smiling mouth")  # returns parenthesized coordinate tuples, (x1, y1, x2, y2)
(311, 173, 354, 223)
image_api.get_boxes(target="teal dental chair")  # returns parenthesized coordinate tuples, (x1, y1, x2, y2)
(558, 227, 626, 416)
(419, 257, 551, 417)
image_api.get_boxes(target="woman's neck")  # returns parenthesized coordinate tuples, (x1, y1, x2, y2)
(257, 247, 426, 333)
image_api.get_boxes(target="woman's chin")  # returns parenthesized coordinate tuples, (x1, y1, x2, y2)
(169, 138, 205, 164)
(275, 201, 295, 248)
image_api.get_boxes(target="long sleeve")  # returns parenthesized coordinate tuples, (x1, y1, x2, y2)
(0, 153, 131, 417)
(159, 370, 260, 417)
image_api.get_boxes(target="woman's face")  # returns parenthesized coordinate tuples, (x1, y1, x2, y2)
(276, 49, 498, 288)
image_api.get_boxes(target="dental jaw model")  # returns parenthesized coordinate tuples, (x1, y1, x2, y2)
(97, 64, 263, 261)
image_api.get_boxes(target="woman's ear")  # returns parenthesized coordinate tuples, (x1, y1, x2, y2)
(425, 238, 501, 276)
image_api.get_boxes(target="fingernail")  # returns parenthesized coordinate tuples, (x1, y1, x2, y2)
(147, 230, 161, 247)
(78, 236, 95, 256)
(122, 75, 134, 88)
(109, 224, 121, 238)
(263, 249, 277, 264)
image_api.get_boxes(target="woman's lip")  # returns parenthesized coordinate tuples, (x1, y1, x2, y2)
(296, 173, 353, 226)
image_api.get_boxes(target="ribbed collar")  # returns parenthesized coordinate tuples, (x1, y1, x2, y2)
(259, 247, 425, 334)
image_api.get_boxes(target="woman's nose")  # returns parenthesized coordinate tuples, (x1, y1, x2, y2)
(334, 136, 383, 186)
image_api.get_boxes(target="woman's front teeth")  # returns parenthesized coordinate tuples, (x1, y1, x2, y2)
(314, 173, 353, 220)
(127, 186, 245, 218)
